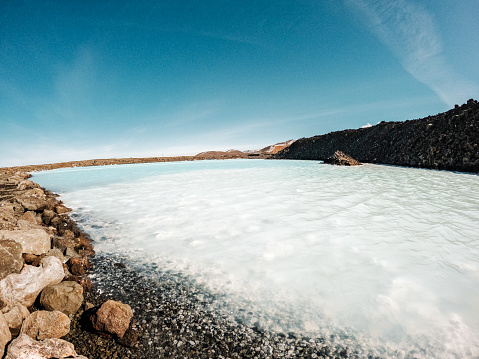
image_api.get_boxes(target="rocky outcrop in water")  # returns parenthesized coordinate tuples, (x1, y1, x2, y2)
(276, 99, 479, 173)
(324, 150, 361, 166)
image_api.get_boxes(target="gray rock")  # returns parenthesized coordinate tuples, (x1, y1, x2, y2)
(0, 240, 23, 280)
(4, 334, 81, 359)
(0, 256, 64, 312)
(0, 229, 52, 255)
(0, 311, 11, 358)
(20, 310, 70, 340)
(40, 281, 84, 315)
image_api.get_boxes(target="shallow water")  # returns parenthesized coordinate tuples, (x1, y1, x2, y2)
(33, 160, 479, 358)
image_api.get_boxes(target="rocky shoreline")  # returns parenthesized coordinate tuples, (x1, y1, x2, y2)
(276, 99, 479, 173)
(0, 168, 369, 358)
(0, 170, 137, 358)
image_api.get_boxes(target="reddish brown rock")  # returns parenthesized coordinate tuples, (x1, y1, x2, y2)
(91, 300, 133, 339)
(67, 257, 90, 276)
(22, 253, 41, 267)
(20, 310, 70, 340)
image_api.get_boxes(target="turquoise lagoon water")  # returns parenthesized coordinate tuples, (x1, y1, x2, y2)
(33, 159, 479, 358)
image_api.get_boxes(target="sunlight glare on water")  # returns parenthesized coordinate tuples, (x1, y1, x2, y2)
(33, 159, 479, 358)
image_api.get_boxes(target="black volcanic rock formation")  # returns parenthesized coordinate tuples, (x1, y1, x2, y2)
(276, 99, 479, 173)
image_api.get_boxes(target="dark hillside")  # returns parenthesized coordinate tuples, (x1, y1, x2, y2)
(276, 99, 479, 173)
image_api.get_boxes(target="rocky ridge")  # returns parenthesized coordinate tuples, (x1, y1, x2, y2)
(276, 99, 479, 173)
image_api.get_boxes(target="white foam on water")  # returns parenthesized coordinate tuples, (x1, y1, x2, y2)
(33, 160, 479, 358)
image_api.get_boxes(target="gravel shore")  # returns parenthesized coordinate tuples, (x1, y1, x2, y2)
(65, 253, 362, 359)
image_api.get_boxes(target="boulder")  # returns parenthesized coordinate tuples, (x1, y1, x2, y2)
(52, 236, 76, 253)
(17, 180, 37, 190)
(67, 257, 90, 276)
(0, 240, 23, 280)
(20, 310, 70, 340)
(4, 334, 84, 359)
(54, 204, 71, 214)
(91, 300, 133, 339)
(40, 281, 83, 315)
(3, 304, 30, 335)
(0, 256, 64, 312)
(15, 196, 48, 212)
(0, 204, 17, 230)
(0, 229, 51, 255)
(41, 210, 55, 225)
(45, 248, 66, 263)
(23, 253, 41, 267)
(62, 230, 75, 241)
(19, 211, 41, 225)
(23, 188, 46, 199)
(0, 311, 11, 358)
(13, 171, 31, 180)
(15, 219, 44, 231)
(324, 150, 362, 166)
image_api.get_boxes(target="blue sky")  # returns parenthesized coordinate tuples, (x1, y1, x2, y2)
(1, 0, 478, 167)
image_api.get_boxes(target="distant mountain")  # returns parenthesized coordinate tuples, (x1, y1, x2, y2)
(195, 140, 296, 159)
(244, 140, 296, 155)
(195, 149, 247, 158)
(275, 99, 479, 173)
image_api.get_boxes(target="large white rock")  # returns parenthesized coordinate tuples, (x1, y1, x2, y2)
(0, 256, 64, 312)
(4, 334, 85, 359)
(0, 311, 11, 358)
(0, 229, 52, 255)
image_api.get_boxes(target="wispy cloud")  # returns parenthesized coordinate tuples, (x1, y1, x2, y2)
(345, 0, 479, 106)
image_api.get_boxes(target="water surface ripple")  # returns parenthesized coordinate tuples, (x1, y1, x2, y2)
(33, 160, 479, 358)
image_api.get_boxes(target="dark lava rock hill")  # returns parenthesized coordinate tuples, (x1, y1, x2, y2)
(275, 99, 479, 173)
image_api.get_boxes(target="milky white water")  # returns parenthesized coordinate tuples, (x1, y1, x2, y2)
(33, 160, 479, 358)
